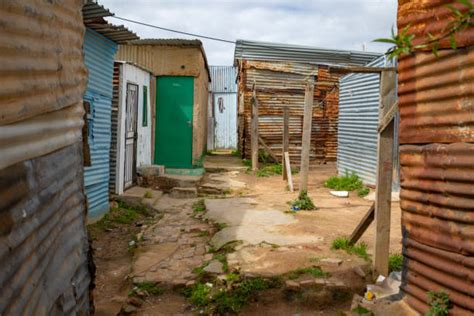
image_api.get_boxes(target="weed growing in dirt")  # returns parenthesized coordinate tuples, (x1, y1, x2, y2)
(331, 236, 370, 261)
(89, 201, 150, 232)
(184, 277, 277, 314)
(324, 171, 370, 197)
(215, 222, 227, 231)
(143, 191, 153, 199)
(352, 305, 371, 315)
(256, 164, 283, 177)
(288, 190, 316, 210)
(309, 256, 320, 263)
(231, 149, 241, 157)
(197, 231, 210, 237)
(389, 253, 403, 272)
(242, 159, 252, 168)
(193, 199, 206, 214)
(287, 266, 328, 280)
(426, 290, 450, 316)
(129, 281, 164, 297)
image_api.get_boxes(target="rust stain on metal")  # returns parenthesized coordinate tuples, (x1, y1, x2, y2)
(238, 60, 340, 164)
(398, 0, 474, 49)
(398, 46, 474, 144)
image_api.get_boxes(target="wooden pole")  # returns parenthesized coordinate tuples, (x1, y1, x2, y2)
(373, 70, 397, 277)
(299, 77, 314, 192)
(282, 107, 290, 180)
(251, 83, 259, 171)
(284, 152, 294, 192)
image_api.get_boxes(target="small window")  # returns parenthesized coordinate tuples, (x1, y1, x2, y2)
(142, 86, 148, 127)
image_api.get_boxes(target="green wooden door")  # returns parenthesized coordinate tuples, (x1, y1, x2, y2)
(155, 76, 194, 168)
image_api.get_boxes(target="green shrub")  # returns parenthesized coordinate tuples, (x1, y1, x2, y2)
(389, 253, 403, 272)
(426, 290, 450, 316)
(357, 187, 370, 197)
(331, 236, 370, 261)
(288, 190, 316, 210)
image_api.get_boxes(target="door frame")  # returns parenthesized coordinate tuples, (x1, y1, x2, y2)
(124, 82, 139, 189)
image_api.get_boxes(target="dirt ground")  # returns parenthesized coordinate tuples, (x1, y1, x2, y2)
(89, 154, 404, 316)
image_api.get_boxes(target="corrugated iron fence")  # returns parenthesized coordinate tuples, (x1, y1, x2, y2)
(397, 1, 474, 314)
(0, 0, 92, 314)
(338, 56, 400, 188)
(238, 60, 339, 164)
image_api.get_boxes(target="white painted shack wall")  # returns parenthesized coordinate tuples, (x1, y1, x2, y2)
(214, 93, 238, 149)
(116, 63, 151, 194)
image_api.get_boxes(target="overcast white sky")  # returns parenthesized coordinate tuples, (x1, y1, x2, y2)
(102, 0, 397, 65)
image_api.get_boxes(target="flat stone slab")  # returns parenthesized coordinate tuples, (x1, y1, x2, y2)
(203, 260, 223, 274)
(205, 198, 323, 249)
(170, 187, 198, 199)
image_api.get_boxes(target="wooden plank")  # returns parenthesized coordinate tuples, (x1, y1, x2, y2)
(349, 202, 375, 245)
(284, 151, 294, 192)
(299, 77, 314, 192)
(378, 101, 398, 133)
(328, 65, 396, 74)
(251, 83, 259, 171)
(373, 70, 397, 277)
(282, 107, 290, 180)
(258, 136, 279, 163)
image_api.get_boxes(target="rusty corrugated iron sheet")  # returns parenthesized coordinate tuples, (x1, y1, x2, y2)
(398, 47, 474, 144)
(398, 1, 474, 313)
(238, 60, 340, 163)
(398, 0, 474, 50)
(0, 0, 92, 314)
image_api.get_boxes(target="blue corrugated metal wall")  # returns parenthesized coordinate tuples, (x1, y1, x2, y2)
(83, 28, 117, 218)
(337, 56, 400, 189)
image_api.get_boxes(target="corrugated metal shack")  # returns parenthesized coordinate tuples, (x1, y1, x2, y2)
(338, 56, 400, 188)
(110, 61, 153, 194)
(397, 1, 474, 314)
(208, 66, 238, 150)
(82, 0, 138, 218)
(234, 40, 381, 164)
(0, 0, 92, 314)
(116, 40, 210, 171)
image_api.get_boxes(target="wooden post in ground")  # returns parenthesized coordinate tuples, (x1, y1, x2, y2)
(373, 70, 397, 277)
(299, 77, 315, 192)
(282, 107, 290, 180)
(284, 152, 294, 192)
(251, 83, 259, 171)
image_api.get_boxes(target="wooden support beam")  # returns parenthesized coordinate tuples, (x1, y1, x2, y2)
(373, 70, 397, 277)
(258, 136, 279, 163)
(378, 101, 398, 133)
(349, 203, 375, 245)
(284, 152, 294, 192)
(251, 83, 259, 171)
(328, 65, 396, 74)
(299, 77, 315, 192)
(282, 107, 290, 180)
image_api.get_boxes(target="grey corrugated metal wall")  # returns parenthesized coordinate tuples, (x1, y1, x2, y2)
(337, 56, 399, 189)
(209, 66, 238, 149)
(0, 0, 92, 314)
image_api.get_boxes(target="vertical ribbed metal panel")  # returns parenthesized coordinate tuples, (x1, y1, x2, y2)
(209, 66, 237, 93)
(337, 56, 385, 185)
(83, 28, 117, 218)
(337, 56, 400, 189)
(109, 63, 121, 193)
(214, 93, 238, 149)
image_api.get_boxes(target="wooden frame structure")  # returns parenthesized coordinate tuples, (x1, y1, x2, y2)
(250, 64, 397, 276)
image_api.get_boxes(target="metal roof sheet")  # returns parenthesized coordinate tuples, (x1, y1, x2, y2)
(82, 1, 139, 44)
(234, 39, 381, 66)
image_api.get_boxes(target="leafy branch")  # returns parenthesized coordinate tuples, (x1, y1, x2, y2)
(375, 0, 474, 59)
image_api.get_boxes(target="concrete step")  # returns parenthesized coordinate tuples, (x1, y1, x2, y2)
(170, 187, 198, 199)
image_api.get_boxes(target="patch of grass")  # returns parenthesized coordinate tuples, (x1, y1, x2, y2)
(89, 201, 150, 232)
(352, 305, 371, 315)
(143, 191, 153, 199)
(256, 163, 282, 177)
(197, 231, 210, 237)
(287, 266, 328, 280)
(129, 281, 164, 297)
(389, 253, 403, 273)
(231, 149, 241, 157)
(357, 187, 370, 197)
(426, 290, 450, 316)
(242, 159, 252, 168)
(193, 199, 206, 213)
(325, 171, 370, 197)
(186, 283, 212, 306)
(288, 190, 316, 210)
(331, 236, 370, 261)
(309, 256, 320, 263)
(215, 222, 227, 231)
